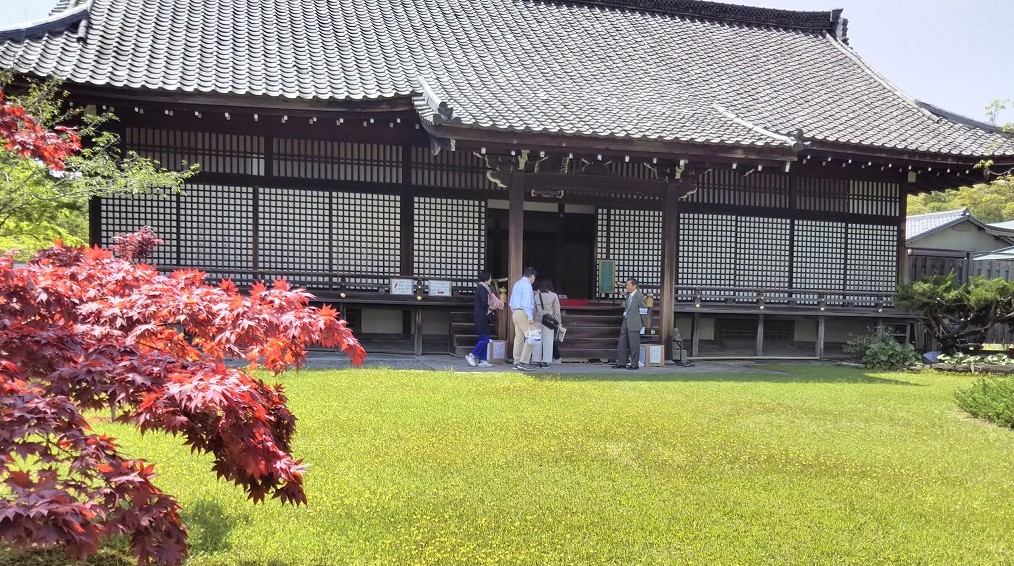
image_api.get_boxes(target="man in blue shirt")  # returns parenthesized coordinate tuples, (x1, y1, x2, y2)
(508, 267, 538, 371)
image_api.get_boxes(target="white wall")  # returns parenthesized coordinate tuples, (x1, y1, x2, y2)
(911, 222, 1010, 253)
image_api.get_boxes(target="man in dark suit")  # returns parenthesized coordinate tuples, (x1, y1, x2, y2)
(615, 277, 647, 370)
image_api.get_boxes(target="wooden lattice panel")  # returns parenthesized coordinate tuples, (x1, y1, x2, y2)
(413, 198, 486, 280)
(846, 224, 898, 304)
(596, 208, 663, 298)
(259, 188, 332, 287)
(688, 169, 789, 207)
(411, 148, 497, 190)
(849, 181, 900, 216)
(334, 193, 401, 287)
(797, 177, 848, 213)
(178, 184, 255, 284)
(792, 220, 847, 304)
(735, 217, 790, 299)
(272, 139, 402, 182)
(679, 215, 789, 301)
(99, 189, 178, 267)
(608, 160, 656, 180)
(125, 128, 264, 175)
(679, 214, 738, 297)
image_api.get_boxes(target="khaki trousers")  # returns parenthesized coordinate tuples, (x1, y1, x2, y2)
(511, 309, 534, 364)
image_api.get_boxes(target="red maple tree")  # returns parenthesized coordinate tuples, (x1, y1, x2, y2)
(0, 90, 80, 170)
(0, 242, 366, 564)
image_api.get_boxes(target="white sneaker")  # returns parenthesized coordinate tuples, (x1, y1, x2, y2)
(465, 353, 477, 367)
(477, 360, 493, 367)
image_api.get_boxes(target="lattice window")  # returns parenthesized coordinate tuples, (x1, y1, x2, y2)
(99, 189, 178, 268)
(679, 214, 737, 298)
(413, 198, 486, 280)
(849, 181, 900, 217)
(272, 139, 402, 182)
(595, 208, 663, 298)
(678, 215, 789, 302)
(334, 193, 401, 288)
(846, 224, 898, 305)
(797, 177, 848, 213)
(259, 188, 332, 287)
(125, 128, 264, 175)
(411, 148, 498, 190)
(179, 184, 254, 284)
(793, 221, 846, 305)
(736, 217, 790, 300)
(688, 169, 789, 207)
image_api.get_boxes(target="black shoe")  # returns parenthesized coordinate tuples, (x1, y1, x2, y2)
(627, 365, 639, 370)
(613, 364, 627, 369)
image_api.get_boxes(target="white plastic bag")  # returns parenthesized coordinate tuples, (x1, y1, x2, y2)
(524, 329, 542, 345)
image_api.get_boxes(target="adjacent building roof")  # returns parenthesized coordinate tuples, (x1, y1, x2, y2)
(989, 220, 1014, 231)
(974, 246, 1014, 261)
(1, 0, 1012, 161)
(905, 208, 1014, 247)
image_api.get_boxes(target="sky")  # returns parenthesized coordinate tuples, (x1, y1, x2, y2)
(0, 0, 1012, 124)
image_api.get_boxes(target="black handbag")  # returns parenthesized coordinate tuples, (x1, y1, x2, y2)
(487, 310, 498, 326)
(538, 294, 560, 330)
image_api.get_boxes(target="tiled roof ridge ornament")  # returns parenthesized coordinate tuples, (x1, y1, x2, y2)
(416, 76, 462, 127)
(0, 0, 92, 42)
(712, 103, 808, 152)
(558, 0, 848, 41)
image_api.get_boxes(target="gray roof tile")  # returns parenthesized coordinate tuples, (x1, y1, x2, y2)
(907, 208, 973, 241)
(0, 0, 1011, 158)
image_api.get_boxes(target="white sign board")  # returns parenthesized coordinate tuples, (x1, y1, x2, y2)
(428, 280, 452, 297)
(390, 278, 414, 295)
(488, 340, 507, 363)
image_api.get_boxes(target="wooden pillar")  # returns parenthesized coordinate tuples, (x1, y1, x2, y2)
(414, 306, 423, 356)
(659, 183, 679, 360)
(816, 315, 825, 358)
(507, 174, 525, 358)
(756, 314, 764, 357)
(691, 311, 701, 357)
(897, 175, 908, 285)
(88, 197, 102, 246)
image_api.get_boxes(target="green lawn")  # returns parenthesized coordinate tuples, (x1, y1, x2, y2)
(27, 366, 1014, 564)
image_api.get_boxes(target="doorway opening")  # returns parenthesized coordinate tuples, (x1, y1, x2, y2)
(486, 207, 596, 299)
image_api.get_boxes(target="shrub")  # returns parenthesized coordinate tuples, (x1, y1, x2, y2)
(955, 377, 1014, 428)
(845, 327, 921, 370)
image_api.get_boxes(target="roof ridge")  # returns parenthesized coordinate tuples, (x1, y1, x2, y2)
(712, 103, 806, 150)
(555, 0, 846, 39)
(0, 1, 90, 41)
(916, 101, 1009, 135)
(908, 208, 970, 219)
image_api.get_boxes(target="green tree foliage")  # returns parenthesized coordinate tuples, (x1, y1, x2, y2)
(897, 274, 1014, 354)
(907, 181, 1014, 223)
(0, 72, 198, 259)
(908, 98, 1014, 223)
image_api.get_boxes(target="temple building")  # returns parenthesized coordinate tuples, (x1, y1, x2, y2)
(2, 0, 1012, 359)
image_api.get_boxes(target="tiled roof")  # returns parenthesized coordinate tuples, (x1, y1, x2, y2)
(1, 0, 1012, 158)
(906, 209, 974, 241)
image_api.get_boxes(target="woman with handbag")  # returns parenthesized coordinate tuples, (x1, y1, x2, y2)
(466, 271, 502, 368)
(531, 279, 561, 368)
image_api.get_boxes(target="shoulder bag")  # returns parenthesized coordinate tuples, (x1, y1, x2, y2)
(539, 293, 560, 330)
